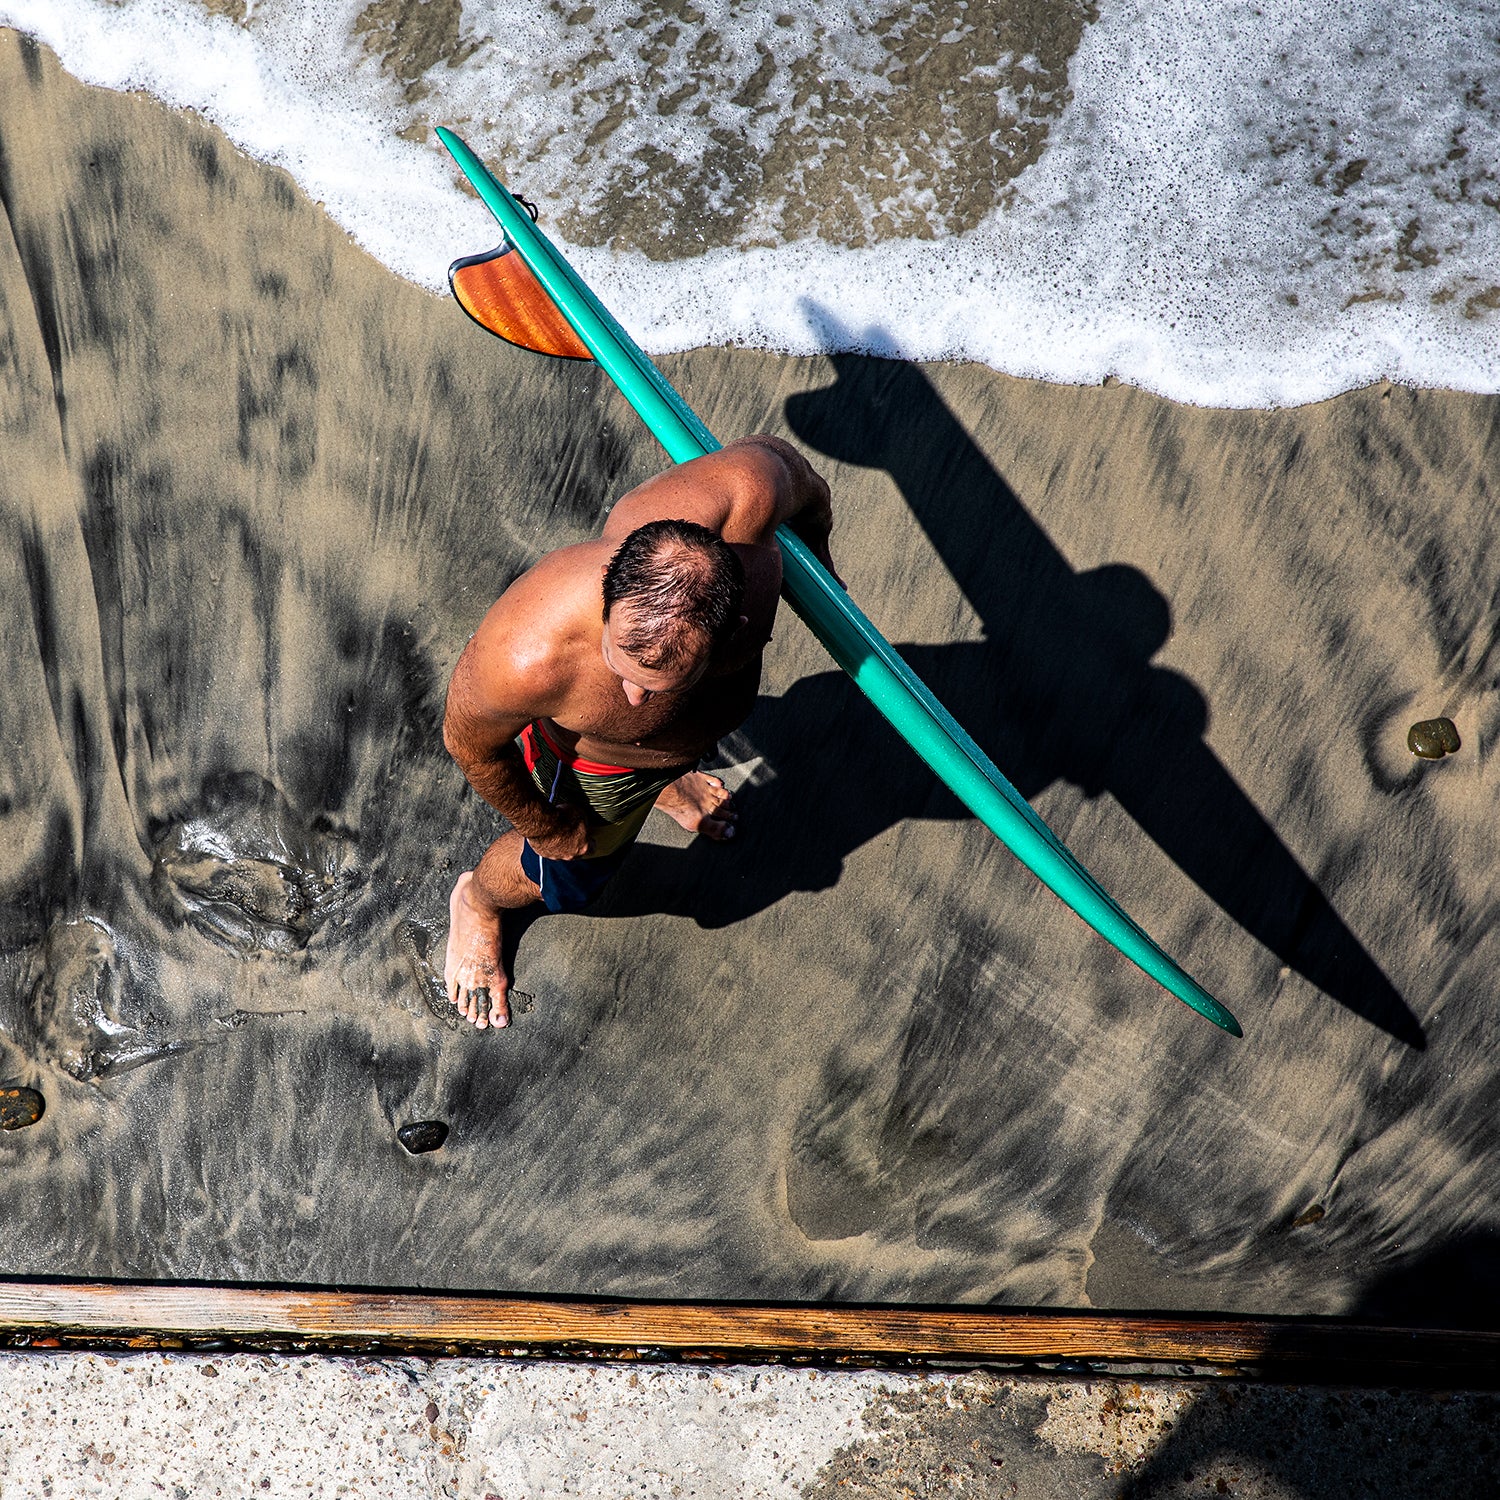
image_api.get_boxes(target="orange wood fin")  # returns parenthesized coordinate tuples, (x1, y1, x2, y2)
(449, 244, 593, 360)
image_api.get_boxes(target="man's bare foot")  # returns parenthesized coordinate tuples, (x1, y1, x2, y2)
(656, 770, 738, 840)
(444, 872, 510, 1029)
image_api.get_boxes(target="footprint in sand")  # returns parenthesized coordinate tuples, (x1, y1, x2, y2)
(396, 919, 533, 1030)
(30, 917, 185, 1082)
(153, 773, 359, 954)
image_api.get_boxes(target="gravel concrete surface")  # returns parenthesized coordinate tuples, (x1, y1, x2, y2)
(0, 1352, 1492, 1498)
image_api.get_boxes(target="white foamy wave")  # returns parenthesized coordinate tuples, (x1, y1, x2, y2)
(3, 0, 1499, 407)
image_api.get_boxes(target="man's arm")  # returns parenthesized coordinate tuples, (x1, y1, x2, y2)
(442, 584, 591, 860)
(603, 435, 838, 579)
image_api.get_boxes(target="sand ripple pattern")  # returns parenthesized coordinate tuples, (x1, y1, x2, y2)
(1, 36, 1499, 1326)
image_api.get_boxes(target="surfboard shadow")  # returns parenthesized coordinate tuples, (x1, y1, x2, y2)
(608, 350, 1421, 1050)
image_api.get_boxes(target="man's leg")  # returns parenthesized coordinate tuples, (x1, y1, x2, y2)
(444, 830, 540, 1030)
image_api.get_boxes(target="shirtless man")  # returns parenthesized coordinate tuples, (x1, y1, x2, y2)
(441, 434, 835, 1028)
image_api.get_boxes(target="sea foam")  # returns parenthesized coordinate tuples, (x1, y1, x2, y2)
(2, 0, 1498, 408)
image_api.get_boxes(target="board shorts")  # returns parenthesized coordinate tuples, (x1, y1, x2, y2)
(515, 720, 694, 914)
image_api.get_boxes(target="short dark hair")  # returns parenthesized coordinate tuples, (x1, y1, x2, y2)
(601, 519, 746, 672)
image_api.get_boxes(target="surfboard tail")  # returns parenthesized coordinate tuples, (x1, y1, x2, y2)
(435, 127, 1241, 1038)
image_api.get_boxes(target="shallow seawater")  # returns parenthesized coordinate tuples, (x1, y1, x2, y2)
(2, 0, 1498, 404)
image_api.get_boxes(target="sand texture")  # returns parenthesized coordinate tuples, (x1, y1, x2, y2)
(1, 31, 1497, 1321)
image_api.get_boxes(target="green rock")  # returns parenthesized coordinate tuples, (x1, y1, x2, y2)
(0, 1086, 45, 1131)
(1408, 717, 1461, 759)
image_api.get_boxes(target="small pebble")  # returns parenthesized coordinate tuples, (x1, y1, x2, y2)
(0, 1087, 45, 1131)
(397, 1120, 448, 1154)
(1408, 717, 1461, 759)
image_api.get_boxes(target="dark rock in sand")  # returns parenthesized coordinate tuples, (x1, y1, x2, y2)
(1407, 717, 1461, 759)
(0, 1087, 45, 1131)
(397, 1120, 449, 1154)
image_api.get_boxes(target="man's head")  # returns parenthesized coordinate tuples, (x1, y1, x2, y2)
(601, 519, 746, 705)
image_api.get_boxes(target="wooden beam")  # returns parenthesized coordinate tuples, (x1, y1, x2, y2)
(0, 1281, 1496, 1382)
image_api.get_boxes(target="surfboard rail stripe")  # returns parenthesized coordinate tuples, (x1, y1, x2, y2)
(435, 127, 1241, 1038)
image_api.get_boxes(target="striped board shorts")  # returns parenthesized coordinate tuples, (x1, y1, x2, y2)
(515, 720, 694, 912)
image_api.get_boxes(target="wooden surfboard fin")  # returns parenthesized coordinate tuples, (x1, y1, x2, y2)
(449, 243, 594, 361)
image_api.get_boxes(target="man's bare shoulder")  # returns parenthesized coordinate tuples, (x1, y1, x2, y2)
(457, 542, 611, 718)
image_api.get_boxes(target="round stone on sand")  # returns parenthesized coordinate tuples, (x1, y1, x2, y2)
(1408, 717, 1461, 759)
(0, 1087, 45, 1131)
(397, 1120, 448, 1154)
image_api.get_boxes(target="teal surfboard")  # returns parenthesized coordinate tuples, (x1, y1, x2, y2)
(436, 127, 1240, 1037)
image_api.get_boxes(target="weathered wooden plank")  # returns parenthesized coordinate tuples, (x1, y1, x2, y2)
(0, 1281, 1496, 1381)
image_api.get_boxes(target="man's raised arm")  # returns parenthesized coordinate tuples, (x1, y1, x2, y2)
(603, 435, 837, 580)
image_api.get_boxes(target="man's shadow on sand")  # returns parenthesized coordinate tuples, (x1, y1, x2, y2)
(602, 350, 1421, 1048)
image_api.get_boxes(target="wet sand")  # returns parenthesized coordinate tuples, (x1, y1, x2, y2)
(2, 29, 1498, 1320)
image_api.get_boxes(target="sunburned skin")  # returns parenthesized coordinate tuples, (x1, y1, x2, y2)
(441, 435, 836, 1030)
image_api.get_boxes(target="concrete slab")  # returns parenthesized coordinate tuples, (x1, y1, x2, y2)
(0, 1352, 1494, 1499)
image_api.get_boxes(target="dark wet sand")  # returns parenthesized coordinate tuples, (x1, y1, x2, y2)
(2, 30, 1498, 1321)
